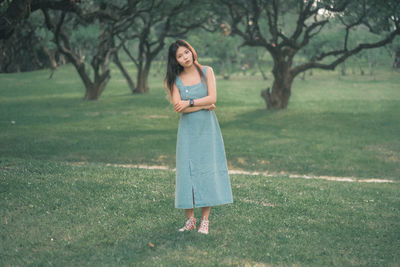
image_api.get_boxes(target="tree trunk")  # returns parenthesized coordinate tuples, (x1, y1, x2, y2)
(255, 49, 267, 80)
(84, 78, 109, 100)
(84, 84, 99, 100)
(341, 62, 346, 76)
(359, 62, 365, 76)
(75, 63, 97, 100)
(113, 51, 135, 93)
(260, 57, 293, 110)
(42, 46, 57, 70)
(257, 59, 268, 80)
(221, 59, 231, 80)
(32, 44, 44, 68)
(72, 61, 109, 100)
(393, 48, 400, 69)
(300, 71, 306, 80)
(43, 47, 57, 79)
(134, 60, 151, 94)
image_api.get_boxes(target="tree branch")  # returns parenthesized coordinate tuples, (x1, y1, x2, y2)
(122, 42, 139, 67)
(291, 27, 400, 77)
(30, 0, 80, 13)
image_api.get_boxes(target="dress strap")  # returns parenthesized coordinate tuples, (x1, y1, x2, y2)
(176, 75, 183, 87)
(202, 66, 207, 78)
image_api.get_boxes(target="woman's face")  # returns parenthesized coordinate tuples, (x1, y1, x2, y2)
(176, 46, 193, 68)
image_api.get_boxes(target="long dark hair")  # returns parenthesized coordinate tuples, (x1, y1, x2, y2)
(164, 40, 205, 97)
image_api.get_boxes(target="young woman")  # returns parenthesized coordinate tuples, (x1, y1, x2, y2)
(165, 40, 233, 234)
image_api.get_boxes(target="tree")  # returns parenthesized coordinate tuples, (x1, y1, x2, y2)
(41, 2, 119, 100)
(0, 11, 60, 73)
(240, 45, 271, 80)
(219, 0, 400, 110)
(116, 0, 212, 94)
(0, 0, 118, 99)
(189, 28, 241, 80)
(0, 0, 81, 40)
(386, 37, 400, 69)
(0, 0, 79, 73)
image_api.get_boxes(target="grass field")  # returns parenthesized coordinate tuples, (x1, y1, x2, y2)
(1, 63, 399, 179)
(1, 63, 400, 266)
(1, 158, 399, 266)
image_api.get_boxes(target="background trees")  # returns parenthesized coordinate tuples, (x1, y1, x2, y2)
(116, 0, 212, 94)
(0, 0, 81, 40)
(1, 0, 399, 107)
(42, 2, 120, 100)
(0, 12, 59, 72)
(387, 37, 400, 69)
(218, 0, 400, 109)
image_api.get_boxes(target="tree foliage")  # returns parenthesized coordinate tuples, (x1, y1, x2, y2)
(218, 0, 400, 109)
(115, 0, 213, 93)
(1, 0, 399, 105)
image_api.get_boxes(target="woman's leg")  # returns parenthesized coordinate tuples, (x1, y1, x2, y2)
(198, 207, 210, 234)
(201, 206, 211, 220)
(185, 208, 194, 219)
(179, 208, 196, 232)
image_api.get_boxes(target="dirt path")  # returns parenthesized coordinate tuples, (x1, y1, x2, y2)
(95, 163, 397, 183)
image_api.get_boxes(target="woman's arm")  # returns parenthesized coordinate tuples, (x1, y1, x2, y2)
(174, 67, 217, 112)
(193, 67, 217, 106)
(182, 105, 210, 113)
(171, 83, 215, 113)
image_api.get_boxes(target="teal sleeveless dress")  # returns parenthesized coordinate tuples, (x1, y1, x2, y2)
(175, 66, 233, 209)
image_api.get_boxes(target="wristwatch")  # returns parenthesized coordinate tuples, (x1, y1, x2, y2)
(189, 99, 194, 107)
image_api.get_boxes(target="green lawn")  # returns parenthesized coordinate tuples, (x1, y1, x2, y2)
(1, 158, 399, 266)
(0, 64, 399, 179)
(1, 64, 399, 266)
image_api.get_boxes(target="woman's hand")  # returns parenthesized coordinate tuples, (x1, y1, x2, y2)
(174, 100, 190, 112)
(208, 104, 216, 111)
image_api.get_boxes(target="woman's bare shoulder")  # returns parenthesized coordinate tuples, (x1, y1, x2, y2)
(203, 65, 214, 74)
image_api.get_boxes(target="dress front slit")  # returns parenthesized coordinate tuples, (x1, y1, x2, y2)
(192, 187, 195, 207)
(189, 159, 195, 207)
